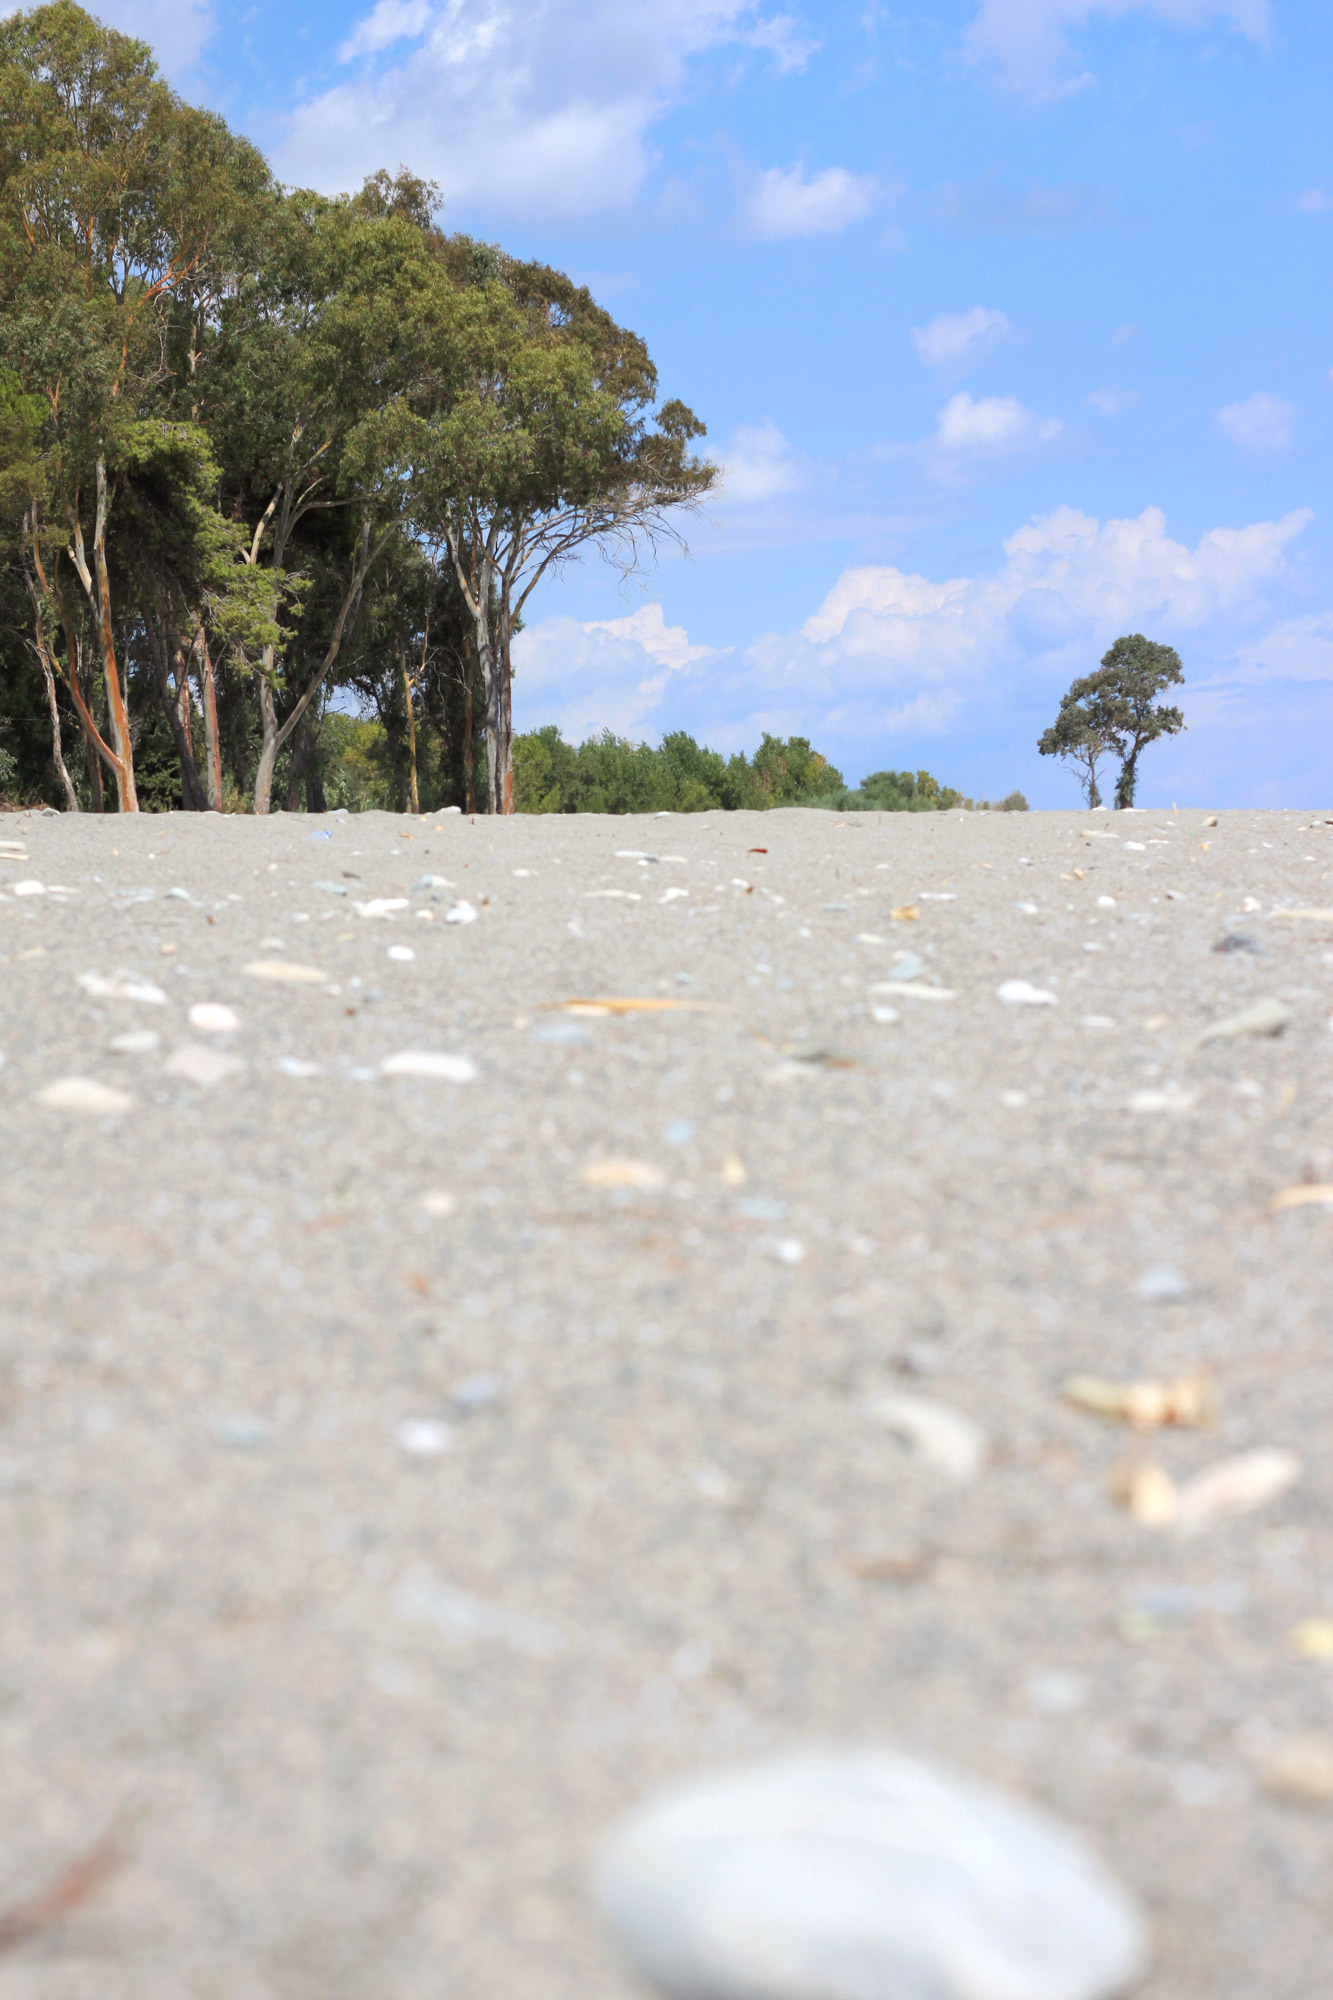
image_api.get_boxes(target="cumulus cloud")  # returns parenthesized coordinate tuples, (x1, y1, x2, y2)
(280, 0, 777, 219)
(1218, 392, 1295, 453)
(713, 419, 804, 504)
(514, 503, 1315, 779)
(965, 0, 1270, 96)
(912, 307, 1013, 370)
(934, 392, 1062, 459)
(83, 0, 215, 71)
(747, 164, 879, 238)
(340, 0, 433, 59)
(1086, 385, 1139, 414)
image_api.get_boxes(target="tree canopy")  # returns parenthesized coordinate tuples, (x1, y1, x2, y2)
(0, 4, 714, 814)
(1040, 635, 1184, 809)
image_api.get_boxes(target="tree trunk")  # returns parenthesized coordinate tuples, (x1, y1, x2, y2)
(198, 633, 222, 810)
(254, 674, 280, 816)
(463, 656, 476, 814)
(91, 460, 138, 813)
(402, 648, 420, 815)
(146, 606, 209, 811)
(35, 642, 79, 811)
(254, 521, 378, 816)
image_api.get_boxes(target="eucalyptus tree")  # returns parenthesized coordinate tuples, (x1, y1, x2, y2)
(411, 252, 716, 813)
(0, 1, 258, 810)
(205, 190, 455, 812)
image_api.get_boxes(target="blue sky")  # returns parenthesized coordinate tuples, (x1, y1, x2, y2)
(97, 0, 1331, 804)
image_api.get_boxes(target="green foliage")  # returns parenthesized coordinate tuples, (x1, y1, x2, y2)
(0, 741, 17, 797)
(507, 726, 843, 813)
(1041, 634, 1184, 809)
(805, 767, 963, 812)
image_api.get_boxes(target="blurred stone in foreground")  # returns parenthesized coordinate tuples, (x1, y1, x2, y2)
(595, 1749, 1147, 2000)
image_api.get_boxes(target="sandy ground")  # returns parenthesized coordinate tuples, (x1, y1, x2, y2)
(0, 801, 1331, 1999)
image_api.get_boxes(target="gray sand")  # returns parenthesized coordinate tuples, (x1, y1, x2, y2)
(0, 803, 1330, 1997)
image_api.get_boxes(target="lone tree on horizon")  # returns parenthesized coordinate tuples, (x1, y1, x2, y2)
(1039, 634, 1184, 809)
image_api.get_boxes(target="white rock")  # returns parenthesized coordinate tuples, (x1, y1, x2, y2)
(35, 1077, 133, 1116)
(421, 1188, 459, 1217)
(78, 972, 167, 1005)
(867, 1392, 987, 1484)
(1126, 1086, 1196, 1115)
(1176, 1450, 1302, 1535)
(1195, 998, 1291, 1045)
(395, 1418, 456, 1458)
(188, 1002, 241, 1034)
(381, 1051, 478, 1082)
(108, 1030, 160, 1055)
(165, 1044, 245, 1088)
(387, 944, 416, 961)
(998, 980, 1058, 1007)
(11, 879, 45, 897)
(242, 960, 326, 984)
(595, 1748, 1148, 2000)
(445, 900, 479, 924)
(355, 898, 410, 919)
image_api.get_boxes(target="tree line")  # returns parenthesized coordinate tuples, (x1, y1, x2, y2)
(0, 2, 713, 815)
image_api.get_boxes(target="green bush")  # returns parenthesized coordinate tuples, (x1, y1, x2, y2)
(511, 726, 844, 813)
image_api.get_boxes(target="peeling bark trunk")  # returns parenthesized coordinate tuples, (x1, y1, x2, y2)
(145, 607, 208, 811)
(198, 632, 222, 810)
(254, 675, 280, 817)
(91, 461, 137, 813)
(35, 641, 79, 811)
(401, 647, 420, 815)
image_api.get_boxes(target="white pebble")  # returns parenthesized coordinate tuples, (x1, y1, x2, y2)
(35, 1077, 133, 1116)
(188, 1002, 241, 1034)
(421, 1189, 459, 1217)
(866, 1391, 987, 1484)
(395, 1418, 456, 1458)
(997, 980, 1058, 1006)
(387, 945, 416, 961)
(445, 900, 479, 924)
(77, 972, 167, 1005)
(595, 1748, 1148, 2000)
(774, 1239, 806, 1266)
(355, 898, 410, 919)
(381, 1051, 478, 1082)
(11, 880, 45, 897)
(165, 1044, 245, 1088)
(108, 1030, 160, 1055)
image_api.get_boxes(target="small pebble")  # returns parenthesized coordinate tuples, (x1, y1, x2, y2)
(381, 1052, 477, 1082)
(595, 1749, 1148, 2000)
(35, 1077, 133, 1116)
(998, 980, 1058, 1006)
(395, 1418, 456, 1458)
(188, 1003, 241, 1034)
(387, 945, 416, 961)
(165, 1044, 245, 1088)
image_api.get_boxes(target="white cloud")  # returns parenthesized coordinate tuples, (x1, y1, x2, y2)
(79, 0, 215, 71)
(912, 307, 1013, 370)
(714, 419, 803, 504)
(747, 164, 879, 238)
(1296, 186, 1332, 216)
(280, 1, 771, 219)
(935, 392, 1062, 457)
(1086, 385, 1140, 414)
(1218, 392, 1295, 453)
(340, 0, 432, 60)
(514, 504, 1315, 772)
(966, 0, 1270, 95)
